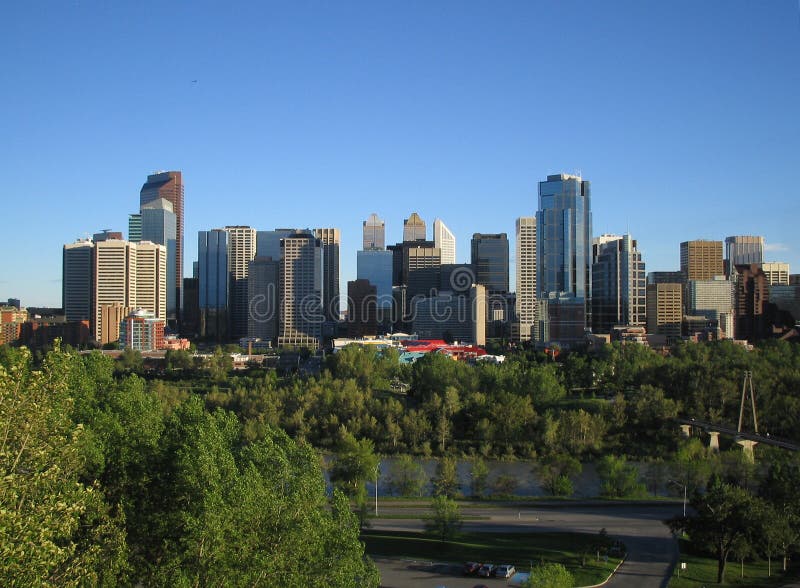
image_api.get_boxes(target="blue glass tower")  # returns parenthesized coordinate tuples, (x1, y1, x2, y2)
(536, 174, 592, 300)
(198, 229, 229, 339)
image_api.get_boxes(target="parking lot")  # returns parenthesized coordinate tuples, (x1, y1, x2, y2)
(375, 558, 526, 588)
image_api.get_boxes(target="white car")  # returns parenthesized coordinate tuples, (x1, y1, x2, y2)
(495, 564, 516, 578)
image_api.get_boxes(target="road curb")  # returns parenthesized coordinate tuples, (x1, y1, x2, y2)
(576, 555, 627, 588)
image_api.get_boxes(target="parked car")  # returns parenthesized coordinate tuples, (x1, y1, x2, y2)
(477, 564, 495, 577)
(462, 562, 481, 576)
(495, 564, 516, 578)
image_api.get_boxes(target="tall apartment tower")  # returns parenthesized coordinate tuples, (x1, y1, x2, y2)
(537, 174, 592, 300)
(140, 171, 184, 318)
(198, 230, 229, 340)
(363, 213, 385, 250)
(646, 282, 682, 344)
(313, 228, 341, 323)
(471, 233, 509, 293)
(433, 218, 456, 265)
(680, 240, 723, 281)
(133, 241, 168, 321)
(63, 239, 95, 323)
(278, 232, 323, 349)
(515, 217, 537, 341)
(224, 226, 257, 340)
(725, 235, 764, 276)
(403, 212, 426, 242)
(93, 239, 136, 343)
(140, 198, 177, 320)
(591, 234, 646, 334)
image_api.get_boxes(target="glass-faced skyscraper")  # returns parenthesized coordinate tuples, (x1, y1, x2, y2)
(470, 233, 509, 293)
(363, 213, 385, 250)
(536, 174, 592, 300)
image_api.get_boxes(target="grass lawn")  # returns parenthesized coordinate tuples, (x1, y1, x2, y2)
(361, 529, 620, 586)
(669, 541, 797, 587)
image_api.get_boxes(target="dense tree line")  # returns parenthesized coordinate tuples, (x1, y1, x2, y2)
(150, 340, 800, 462)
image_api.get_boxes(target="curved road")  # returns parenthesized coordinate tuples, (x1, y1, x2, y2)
(370, 503, 681, 588)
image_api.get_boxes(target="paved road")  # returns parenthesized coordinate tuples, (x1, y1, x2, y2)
(370, 503, 681, 588)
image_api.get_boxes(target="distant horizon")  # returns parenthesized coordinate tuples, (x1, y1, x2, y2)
(2, 1, 798, 306)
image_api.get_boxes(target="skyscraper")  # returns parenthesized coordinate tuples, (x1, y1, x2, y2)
(128, 214, 142, 243)
(471, 233, 509, 293)
(224, 226, 257, 340)
(591, 234, 646, 334)
(278, 231, 323, 349)
(356, 250, 393, 305)
(133, 241, 168, 321)
(63, 239, 94, 323)
(537, 174, 592, 300)
(363, 213, 386, 250)
(92, 239, 136, 343)
(646, 282, 682, 344)
(403, 212, 426, 242)
(313, 228, 341, 323)
(515, 217, 536, 341)
(247, 256, 279, 344)
(140, 198, 177, 320)
(140, 171, 184, 319)
(725, 235, 764, 276)
(433, 218, 456, 265)
(680, 240, 724, 281)
(198, 230, 229, 340)
(761, 262, 790, 286)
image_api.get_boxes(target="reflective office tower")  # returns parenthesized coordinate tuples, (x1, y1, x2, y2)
(412, 284, 486, 345)
(405, 243, 441, 301)
(537, 173, 592, 302)
(63, 239, 94, 322)
(761, 262, 790, 286)
(140, 171, 184, 318)
(646, 283, 683, 345)
(256, 229, 295, 260)
(515, 217, 537, 341)
(363, 213, 386, 250)
(734, 264, 771, 342)
(140, 198, 177, 320)
(471, 233, 509, 293)
(686, 276, 734, 337)
(347, 279, 378, 338)
(433, 218, 456, 265)
(313, 228, 341, 323)
(403, 212, 426, 242)
(357, 250, 394, 305)
(247, 257, 279, 344)
(128, 214, 142, 243)
(278, 231, 323, 349)
(591, 234, 646, 334)
(680, 240, 723, 281)
(224, 226, 257, 340)
(725, 236, 764, 276)
(198, 230, 229, 340)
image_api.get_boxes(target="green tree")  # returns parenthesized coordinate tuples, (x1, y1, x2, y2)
(329, 432, 379, 527)
(386, 455, 426, 497)
(523, 562, 573, 588)
(432, 456, 460, 498)
(424, 495, 462, 543)
(597, 455, 645, 498)
(0, 346, 128, 586)
(469, 457, 490, 498)
(115, 347, 143, 374)
(668, 478, 763, 584)
(536, 454, 582, 497)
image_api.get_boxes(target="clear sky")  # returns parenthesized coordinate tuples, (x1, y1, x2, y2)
(1, 0, 798, 307)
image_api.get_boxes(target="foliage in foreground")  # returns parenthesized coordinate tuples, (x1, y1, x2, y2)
(0, 346, 378, 587)
(523, 562, 574, 588)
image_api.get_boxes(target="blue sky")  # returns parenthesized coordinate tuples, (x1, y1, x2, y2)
(1, 0, 798, 306)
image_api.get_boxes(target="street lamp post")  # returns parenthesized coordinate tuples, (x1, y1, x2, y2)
(668, 479, 687, 517)
(374, 463, 380, 516)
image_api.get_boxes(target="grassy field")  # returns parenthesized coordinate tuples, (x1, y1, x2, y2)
(361, 529, 620, 586)
(668, 544, 797, 587)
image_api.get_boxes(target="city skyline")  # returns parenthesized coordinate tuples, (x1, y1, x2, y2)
(2, 1, 799, 306)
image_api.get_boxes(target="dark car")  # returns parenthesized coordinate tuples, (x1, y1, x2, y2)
(462, 562, 481, 576)
(477, 564, 495, 577)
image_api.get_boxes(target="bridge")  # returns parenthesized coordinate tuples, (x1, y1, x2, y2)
(676, 371, 800, 459)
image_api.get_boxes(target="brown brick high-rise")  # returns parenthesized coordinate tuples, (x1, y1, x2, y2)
(141, 171, 184, 323)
